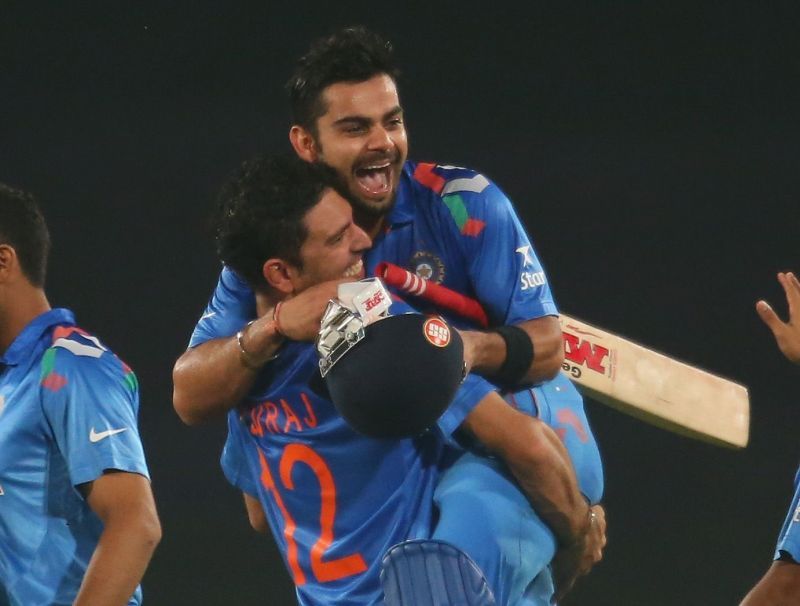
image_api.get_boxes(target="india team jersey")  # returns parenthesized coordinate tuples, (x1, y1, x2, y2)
(0, 309, 149, 606)
(191, 161, 557, 346)
(220, 337, 486, 605)
(774, 466, 800, 562)
(192, 160, 604, 604)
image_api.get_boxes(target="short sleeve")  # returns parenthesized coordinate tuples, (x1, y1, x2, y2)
(454, 181, 558, 325)
(189, 266, 257, 347)
(40, 342, 149, 487)
(220, 412, 260, 497)
(435, 373, 496, 439)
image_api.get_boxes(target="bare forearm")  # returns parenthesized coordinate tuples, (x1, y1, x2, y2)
(74, 516, 161, 606)
(502, 420, 590, 545)
(173, 316, 283, 424)
(173, 337, 258, 424)
(464, 316, 564, 385)
(463, 397, 589, 546)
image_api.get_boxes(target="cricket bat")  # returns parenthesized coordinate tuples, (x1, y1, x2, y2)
(376, 262, 750, 449)
(558, 315, 749, 448)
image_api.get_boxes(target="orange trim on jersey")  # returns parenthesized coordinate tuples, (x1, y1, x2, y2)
(257, 449, 307, 585)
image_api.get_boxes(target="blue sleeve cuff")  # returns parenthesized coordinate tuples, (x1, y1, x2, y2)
(435, 374, 496, 438)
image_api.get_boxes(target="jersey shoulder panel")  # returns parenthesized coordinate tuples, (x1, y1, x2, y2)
(40, 326, 137, 393)
(409, 162, 510, 239)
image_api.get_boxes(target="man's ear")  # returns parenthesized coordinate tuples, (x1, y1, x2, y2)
(0, 245, 17, 284)
(263, 259, 296, 295)
(289, 125, 319, 162)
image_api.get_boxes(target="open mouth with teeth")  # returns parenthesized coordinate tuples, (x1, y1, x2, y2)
(354, 162, 393, 197)
(342, 259, 364, 278)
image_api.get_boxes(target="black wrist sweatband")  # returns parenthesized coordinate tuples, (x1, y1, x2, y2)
(494, 325, 534, 386)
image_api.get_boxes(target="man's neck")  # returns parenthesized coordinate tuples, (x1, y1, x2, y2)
(0, 287, 51, 356)
(255, 290, 280, 318)
(354, 211, 387, 241)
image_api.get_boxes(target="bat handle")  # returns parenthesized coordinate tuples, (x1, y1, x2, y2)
(375, 262, 490, 328)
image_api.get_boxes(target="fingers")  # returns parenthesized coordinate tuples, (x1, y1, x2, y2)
(778, 271, 800, 318)
(756, 272, 798, 334)
(757, 272, 800, 364)
(590, 504, 608, 560)
(755, 299, 782, 331)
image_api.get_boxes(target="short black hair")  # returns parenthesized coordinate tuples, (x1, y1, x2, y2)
(215, 153, 339, 290)
(287, 25, 400, 132)
(0, 183, 51, 287)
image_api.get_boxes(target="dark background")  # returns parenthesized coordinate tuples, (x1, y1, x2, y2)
(2, 2, 798, 604)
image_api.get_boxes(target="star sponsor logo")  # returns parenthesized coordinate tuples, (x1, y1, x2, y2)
(423, 317, 451, 348)
(520, 271, 546, 291)
(89, 427, 128, 443)
(515, 245, 534, 267)
(410, 251, 445, 284)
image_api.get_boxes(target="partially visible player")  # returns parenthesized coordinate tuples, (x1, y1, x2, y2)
(0, 184, 161, 606)
(756, 272, 800, 365)
(741, 271, 800, 605)
(173, 27, 606, 603)
(203, 152, 603, 605)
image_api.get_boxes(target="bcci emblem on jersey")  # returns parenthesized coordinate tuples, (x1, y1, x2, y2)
(410, 251, 445, 284)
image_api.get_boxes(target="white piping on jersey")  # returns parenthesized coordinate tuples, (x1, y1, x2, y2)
(53, 338, 105, 358)
(441, 174, 490, 195)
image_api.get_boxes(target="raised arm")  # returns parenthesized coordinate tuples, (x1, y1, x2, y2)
(740, 271, 800, 605)
(756, 271, 800, 364)
(173, 278, 347, 425)
(173, 314, 283, 425)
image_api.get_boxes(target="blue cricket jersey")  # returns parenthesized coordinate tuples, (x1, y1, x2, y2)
(191, 161, 556, 344)
(191, 160, 603, 496)
(192, 160, 604, 603)
(774, 465, 800, 562)
(220, 330, 490, 605)
(0, 309, 149, 606)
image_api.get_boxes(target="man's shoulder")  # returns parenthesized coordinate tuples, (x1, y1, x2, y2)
(405, 161, 494, 198)
(403, 161, 512, 237)
(41, 326, 136, 392)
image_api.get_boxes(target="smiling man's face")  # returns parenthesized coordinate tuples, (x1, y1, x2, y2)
(303, 73, 408, 219)
(288, 187, 371, 295)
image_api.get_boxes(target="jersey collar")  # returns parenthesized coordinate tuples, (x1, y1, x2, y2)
(0, 308, 75, 367)
(382, 162, 415, 229)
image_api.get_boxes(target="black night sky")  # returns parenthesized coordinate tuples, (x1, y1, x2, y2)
(2, 2, 798, 604)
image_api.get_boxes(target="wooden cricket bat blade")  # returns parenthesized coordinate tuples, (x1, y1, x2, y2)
(559, 314, 750, 449)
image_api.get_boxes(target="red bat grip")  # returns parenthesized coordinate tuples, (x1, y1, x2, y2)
(375, 262, 490, 328)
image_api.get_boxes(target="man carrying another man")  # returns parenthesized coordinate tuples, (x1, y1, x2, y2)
(174, 26, 606, 605)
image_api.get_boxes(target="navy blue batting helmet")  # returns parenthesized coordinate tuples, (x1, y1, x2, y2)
(323, 314, 465, 439)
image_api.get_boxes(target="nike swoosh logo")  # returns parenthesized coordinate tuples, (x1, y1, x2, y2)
(89, 427, 128, 443)
(200, 311, 216, 320)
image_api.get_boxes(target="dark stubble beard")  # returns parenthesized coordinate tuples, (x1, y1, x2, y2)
(348, 191, 396, 219)
(314, 157, 397, 220)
